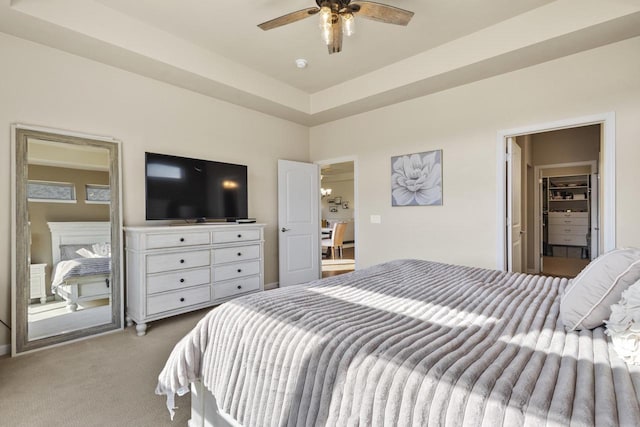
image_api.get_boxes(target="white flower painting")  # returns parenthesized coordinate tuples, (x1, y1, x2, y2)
(391, 150, 442, 206)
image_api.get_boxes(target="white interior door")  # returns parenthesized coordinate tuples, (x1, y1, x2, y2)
(278, 160, 320, 286)
(507, 138, 523, 272)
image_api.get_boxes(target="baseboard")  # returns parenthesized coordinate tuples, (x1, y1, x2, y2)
(264, 281, 279, 290)
(0, 343, 10, 356)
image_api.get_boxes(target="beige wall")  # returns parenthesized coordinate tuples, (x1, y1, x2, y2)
(0, 33, 309, 348)
(532, 125, 600, 166)
(310, 36, 640, 270)
(28, 165, 110, 288)
(3, 32, 640, 351)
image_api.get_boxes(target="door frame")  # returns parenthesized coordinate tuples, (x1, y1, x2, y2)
(533, 160, 598, 273)
(314, 156, 359, 269)
(506, 138, 523, 272)
(496, 112, 615, 271)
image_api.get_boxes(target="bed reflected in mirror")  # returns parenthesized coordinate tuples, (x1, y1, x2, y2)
(12, 127, 123, 355)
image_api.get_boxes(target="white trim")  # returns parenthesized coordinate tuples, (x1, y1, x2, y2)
(533, 160, 597, 273)
(496, 112, 616, 271)
(28, 199, 77, 204)
(315, 156, 359, 271)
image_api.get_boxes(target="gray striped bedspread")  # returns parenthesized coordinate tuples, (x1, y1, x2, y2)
(156, 259, 640, 426)
(51, 257, 111, 290)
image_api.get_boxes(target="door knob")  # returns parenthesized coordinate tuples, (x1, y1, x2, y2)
(281, 227, 290, 232)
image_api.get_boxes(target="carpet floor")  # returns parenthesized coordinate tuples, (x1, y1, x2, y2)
(0, 308, 210, 427)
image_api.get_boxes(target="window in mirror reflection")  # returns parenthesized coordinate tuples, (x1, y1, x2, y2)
(27, 180, 76, 203)
(85, 184, 111, 204)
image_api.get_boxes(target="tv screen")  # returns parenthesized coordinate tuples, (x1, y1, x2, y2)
(145, 152, 248, 221)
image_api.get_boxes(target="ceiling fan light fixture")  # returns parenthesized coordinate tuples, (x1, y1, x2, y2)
(342, 12, 355, 37)
(257, 0, 414, 54)
(319, 6, 333, 45)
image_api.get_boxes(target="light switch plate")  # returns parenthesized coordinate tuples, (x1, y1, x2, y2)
(370, 215, 381, 224)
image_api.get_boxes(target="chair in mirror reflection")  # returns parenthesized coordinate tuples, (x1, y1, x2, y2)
(321, 221, 347, 259)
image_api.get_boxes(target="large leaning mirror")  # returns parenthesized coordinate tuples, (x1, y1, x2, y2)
(11, 126, 123, 355)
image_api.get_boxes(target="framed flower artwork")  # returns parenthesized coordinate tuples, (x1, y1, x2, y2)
(391, 149, 442, 206)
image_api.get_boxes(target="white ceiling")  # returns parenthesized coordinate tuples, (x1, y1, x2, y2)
(2, 0, 640, 125)
(94, 0, 552, 93)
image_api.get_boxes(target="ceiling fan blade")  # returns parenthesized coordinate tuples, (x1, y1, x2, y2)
(258, 7, 319, 31)
(328, 17, 343, 54)
(349, 1, 414, 26)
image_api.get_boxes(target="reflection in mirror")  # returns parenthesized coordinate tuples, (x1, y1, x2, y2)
(12, 127, 122, 355)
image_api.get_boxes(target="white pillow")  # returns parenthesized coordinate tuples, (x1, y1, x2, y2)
(560, 248, 640, 331)
(605, 279, 640, 364)
(91, 242, 111, 257)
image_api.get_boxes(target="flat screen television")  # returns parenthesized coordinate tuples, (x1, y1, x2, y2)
(145, 152, 248, 221)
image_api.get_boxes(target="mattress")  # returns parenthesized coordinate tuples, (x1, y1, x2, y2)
(157, 259, 640, 426)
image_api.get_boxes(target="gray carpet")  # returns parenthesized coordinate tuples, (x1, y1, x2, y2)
(0, 308, 210, 426)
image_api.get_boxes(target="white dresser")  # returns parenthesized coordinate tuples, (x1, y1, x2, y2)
(124, 224, 264, 336)
(30, 263, 47, 304)
(548, 212, 589, 246)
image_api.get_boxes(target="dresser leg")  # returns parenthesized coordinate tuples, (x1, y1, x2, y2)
(40, 297, 47, 304)
(125, 315, 133, 327)
(66, 302, 78, 312)
(135, 323, 148, 336)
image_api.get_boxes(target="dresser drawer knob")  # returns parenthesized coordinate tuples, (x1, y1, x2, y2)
(180, 237, 185, 242)
(180, 278, 185, 283)
(237, 268, 242, 273)
(237, 234, 242, 238)
(237, 285, 242, 290)
(180, 297, 185, 302)
(237, 252, 242, 256)
(180, 259, 185, 264)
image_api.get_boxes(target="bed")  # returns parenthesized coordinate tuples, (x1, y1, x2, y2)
(157, 258, 640, 426)
(48, 222, 112, 312)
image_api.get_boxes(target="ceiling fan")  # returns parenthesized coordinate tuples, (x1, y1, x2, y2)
(258, 0, 414, 54)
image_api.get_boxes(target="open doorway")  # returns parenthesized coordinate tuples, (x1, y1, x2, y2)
(319, 160, 356, 278)
(499, 113, 616, 278)
(508, 125, 602, 278)
(525, 125, 601, 278)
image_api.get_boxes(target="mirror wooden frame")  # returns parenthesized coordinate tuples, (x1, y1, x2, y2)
(11, 125, 123, 355)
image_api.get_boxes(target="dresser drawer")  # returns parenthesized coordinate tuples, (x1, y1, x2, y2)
(147, 285, 211, 316)
(146, 250, 210, 274)
(145, 231, 210, 249)
(213, 244, 260, 264)
(147, 267, 211, 295)
(214, 276, 260, 300)
(548, 216, 589, 226)
(548, 225, 588, 236)
(549, 234, 588, 246)
(212, 229, 260, 244)
(548, 212, 588, 219)
(213, 260, 260, 281)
